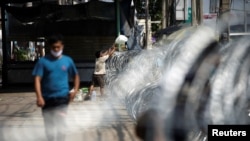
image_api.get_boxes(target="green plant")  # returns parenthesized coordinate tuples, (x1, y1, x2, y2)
(135, 0, 162, 32)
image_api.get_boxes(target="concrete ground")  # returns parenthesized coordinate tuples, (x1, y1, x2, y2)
(0, 91, 140, 141)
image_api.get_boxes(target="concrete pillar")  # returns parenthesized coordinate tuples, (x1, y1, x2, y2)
(191, 0, 198, 26)
(197, 0, 204, 24)
(162, 0, 166, 29)
(138, 19, 152, 49)
(145, 0, 151, 49)
(219, 0, 231, 41)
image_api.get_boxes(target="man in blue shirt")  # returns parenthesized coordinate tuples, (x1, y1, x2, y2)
(32, 34, 79, 141)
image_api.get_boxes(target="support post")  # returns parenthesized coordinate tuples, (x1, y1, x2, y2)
(1, 2, 8, 87)
(162, 0, 166, 29)
(145, 0, 149, 48)
(115, 0, 121, 36)
(244, 0, 247, 32)
(200, 0, 203, 24)
(219, 0, 230, 42)
(191, 0, 197, 26)
(166, 0, 170, 27)
(197, 0, 204, 24)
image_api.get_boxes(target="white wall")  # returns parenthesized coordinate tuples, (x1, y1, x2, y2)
(230, 0, 250, 26)
(203, 0, 210, 14)
(186, 0, 211, 14)
(177, 0, 210, 20)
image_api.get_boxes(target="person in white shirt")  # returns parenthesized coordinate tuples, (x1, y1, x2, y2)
(87, 45, 116, 98)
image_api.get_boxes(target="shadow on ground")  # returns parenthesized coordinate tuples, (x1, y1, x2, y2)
(0, 82, 91, 93)
(0, 92, 140, 141)
(0, 84, 34, 93)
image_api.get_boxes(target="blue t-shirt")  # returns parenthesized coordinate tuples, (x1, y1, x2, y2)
(32, 55, 78, 99)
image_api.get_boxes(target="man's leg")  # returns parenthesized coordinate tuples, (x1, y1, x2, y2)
(55, 99, 69, 141)
(55, 109, 67, 141)
(88, 84, 94, 96)
(87, 74, 95, 97)
(42, 109, 56, 141)
(100, 87, 104, 96)
(97, 75, 105, 97)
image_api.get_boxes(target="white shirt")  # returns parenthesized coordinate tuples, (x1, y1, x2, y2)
(94, 55, 109, 75)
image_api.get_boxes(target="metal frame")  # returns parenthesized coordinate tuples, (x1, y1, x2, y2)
(230, 32, 250, 36)
(145, 0, 149, 48)
(1, 0, 121, 86)
(115, 0, 120, 36)
(229, 0, 250, 38)
(244, 0, 248, 32)
(1, 1, 7, 87)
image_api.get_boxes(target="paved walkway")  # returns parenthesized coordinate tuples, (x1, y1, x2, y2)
(0, 92, 140, 141)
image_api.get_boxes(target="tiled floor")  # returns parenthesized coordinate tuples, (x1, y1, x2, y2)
(0, 92, 140, 141)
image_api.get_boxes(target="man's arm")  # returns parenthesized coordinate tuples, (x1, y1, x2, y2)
(73, 74, 80, 92)
(69, 74, 80, 102)
(100, 50, 109, 56)
(34, 76, 45, 107)
(108, 45, 116, 56)
(100, 43, 116, 57)
(105, 43, 116, 56)
(68, 58, 80, 102)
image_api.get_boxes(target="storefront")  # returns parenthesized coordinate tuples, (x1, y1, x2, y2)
(0, 0, 135, 87)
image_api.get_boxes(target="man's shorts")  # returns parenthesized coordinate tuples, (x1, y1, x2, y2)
(91, 74, 105, 88)
(42, 96, 69, 112)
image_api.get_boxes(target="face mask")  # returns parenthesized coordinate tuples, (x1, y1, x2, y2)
(51, 49, 63, 57)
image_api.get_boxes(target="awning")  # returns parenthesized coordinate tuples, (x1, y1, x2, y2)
(2, 0, 40, 4)
(6, 6, 41, 23)
(5, 0, 134, 36)
(6, 2, 115, 23)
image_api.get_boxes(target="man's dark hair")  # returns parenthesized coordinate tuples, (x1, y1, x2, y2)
(47, 34, 64, 45)
(95, 51, 101, 58)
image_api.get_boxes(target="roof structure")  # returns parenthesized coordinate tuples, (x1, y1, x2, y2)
(1, 0, 134, 36)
